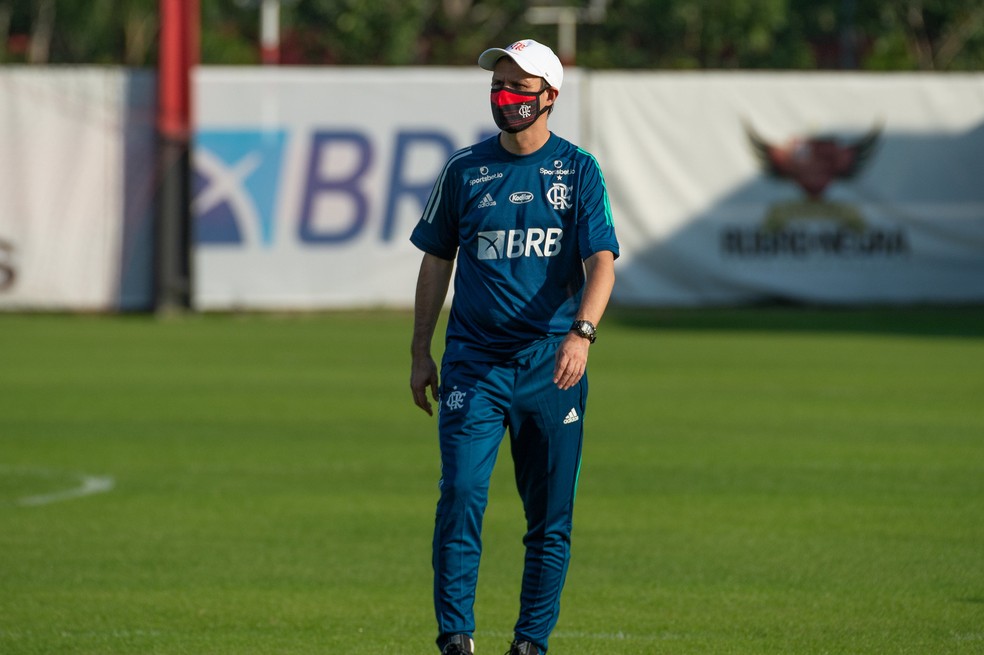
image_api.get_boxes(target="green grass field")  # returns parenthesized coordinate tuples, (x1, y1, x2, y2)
(2, 307, 983, 655)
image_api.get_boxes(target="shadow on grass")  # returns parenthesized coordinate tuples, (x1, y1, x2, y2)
(606, 304, 984, 338)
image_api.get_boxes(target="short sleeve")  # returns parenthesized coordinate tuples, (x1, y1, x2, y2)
(410, 157, 461, 261)
(576, 149, 620, 261)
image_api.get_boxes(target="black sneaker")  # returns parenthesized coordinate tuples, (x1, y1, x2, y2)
(441, 634, 474, 655)
(506, 640, 541, 655)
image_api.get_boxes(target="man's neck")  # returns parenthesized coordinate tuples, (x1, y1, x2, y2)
(499, 122, 551, 156)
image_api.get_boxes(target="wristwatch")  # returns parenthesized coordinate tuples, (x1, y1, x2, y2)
(570, 319, 597, 344)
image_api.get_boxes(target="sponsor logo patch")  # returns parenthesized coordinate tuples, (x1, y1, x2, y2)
(541, 163, 575, 180)
(477, 228, 563, 259)
(469, 167, 503, 186)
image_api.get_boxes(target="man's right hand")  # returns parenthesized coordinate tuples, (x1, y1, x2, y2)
(410, 355, 440, 416)
(410, 253, 453, 417)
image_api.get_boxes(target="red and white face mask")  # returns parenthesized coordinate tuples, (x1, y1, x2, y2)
(490, 85, 549, 133)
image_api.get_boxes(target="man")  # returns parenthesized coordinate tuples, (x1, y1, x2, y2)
(409, 38, 619, 655)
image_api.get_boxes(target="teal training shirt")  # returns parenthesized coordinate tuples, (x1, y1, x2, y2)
(411, 133, 619, 363)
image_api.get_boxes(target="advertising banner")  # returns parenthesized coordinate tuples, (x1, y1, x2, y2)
(193, 67, 583, 309)
(587, 72, 984, 305)
(4, 69, 981, 311)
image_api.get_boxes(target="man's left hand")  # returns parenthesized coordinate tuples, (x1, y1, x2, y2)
(553, 332, 590, 390)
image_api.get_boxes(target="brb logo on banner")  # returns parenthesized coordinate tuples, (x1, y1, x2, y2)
(194, 130, 287, 247)
(194, 129, 493, 248)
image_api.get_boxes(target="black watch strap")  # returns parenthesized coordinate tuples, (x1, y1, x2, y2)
(570, 319, 597, 343)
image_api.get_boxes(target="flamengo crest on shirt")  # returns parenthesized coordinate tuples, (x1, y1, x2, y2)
(547, 183, 572, 210)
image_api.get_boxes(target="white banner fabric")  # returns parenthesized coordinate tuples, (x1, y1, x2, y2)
(586, 72, 984, 305)
(0, 70, 123, 309)
(193, 67, 583, 310)
(0, 70, 155, 311)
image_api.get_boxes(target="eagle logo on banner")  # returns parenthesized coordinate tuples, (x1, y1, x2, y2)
(744, 121, 882, 230)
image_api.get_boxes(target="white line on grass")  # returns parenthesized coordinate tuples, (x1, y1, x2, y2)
(17, 474, 115, 507)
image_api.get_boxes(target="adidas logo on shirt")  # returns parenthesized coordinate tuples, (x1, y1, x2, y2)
(563, 408, 579, 425)
(477, 193, 496, 208)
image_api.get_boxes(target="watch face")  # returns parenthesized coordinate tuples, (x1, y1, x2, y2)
(573, 320, 595, 342)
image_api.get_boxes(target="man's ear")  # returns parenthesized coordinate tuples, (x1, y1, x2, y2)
(545, 87, 559, 108)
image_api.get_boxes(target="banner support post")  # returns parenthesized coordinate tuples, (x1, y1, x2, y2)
(155, 0, 199, 314)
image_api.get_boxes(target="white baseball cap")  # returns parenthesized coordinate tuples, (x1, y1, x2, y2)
(478, 39, 564, 90)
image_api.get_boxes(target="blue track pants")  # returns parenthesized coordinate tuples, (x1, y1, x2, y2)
(433, 339, 586, 654)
